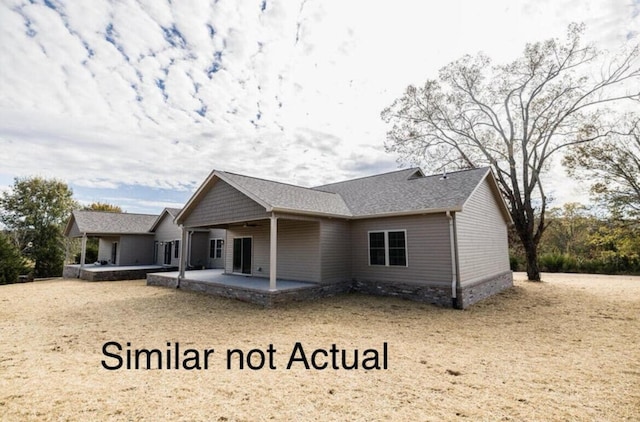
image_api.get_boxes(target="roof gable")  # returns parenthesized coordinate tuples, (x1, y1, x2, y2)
(150, 207, 182, 232)
(64, 210, 158, 237)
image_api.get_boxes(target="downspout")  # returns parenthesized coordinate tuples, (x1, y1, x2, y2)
(187, 230, 194, 268)
(446, 211, 459, 308)
(177, 226, 188, 289)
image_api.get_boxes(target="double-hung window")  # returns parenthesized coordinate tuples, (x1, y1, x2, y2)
(210, 239, 223, 259)
(368, 230, 407, 266)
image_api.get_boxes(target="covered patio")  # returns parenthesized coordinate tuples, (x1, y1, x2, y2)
(63, 264, 175, 281)
(147, 269, 350, 307)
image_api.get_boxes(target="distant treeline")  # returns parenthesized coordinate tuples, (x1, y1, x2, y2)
(509, 203, 640, 275)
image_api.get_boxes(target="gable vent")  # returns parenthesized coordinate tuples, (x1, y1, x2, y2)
(407, 169, 425, 180)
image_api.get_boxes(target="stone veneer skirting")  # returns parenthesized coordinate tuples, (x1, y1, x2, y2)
(147, 274, 352, 307)
(64, 265, 177, 281)
(147, 270, 513, 309)
(457, 270, 514, 309)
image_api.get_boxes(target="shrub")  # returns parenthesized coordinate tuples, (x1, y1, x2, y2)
(539, 253, 578, 273)
(0, 233, 29, 284)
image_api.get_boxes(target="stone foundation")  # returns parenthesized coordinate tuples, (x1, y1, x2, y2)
(147, 274, 352, 307)
(457, 271, 513, 309)
(147, 271, 513, 309)
(64, 265, 177, 281)
(352, 280, 453, 307)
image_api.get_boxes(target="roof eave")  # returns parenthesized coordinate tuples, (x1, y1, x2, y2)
(270, 207, 351, 219)
(350, 207, 463, 220)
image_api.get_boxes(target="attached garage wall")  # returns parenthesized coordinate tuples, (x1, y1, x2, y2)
(456, 178, 510, 286)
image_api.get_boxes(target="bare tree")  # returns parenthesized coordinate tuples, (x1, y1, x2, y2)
(381, 24, 640, 281)
(564, 115, 640, 218)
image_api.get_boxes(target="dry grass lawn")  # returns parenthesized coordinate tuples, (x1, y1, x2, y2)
(1, 273, 639, 421)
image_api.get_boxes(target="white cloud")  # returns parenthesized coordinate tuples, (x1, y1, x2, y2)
(0, 0, 637, 212)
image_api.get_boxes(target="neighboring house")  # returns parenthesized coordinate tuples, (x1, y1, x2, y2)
(64, 210, 158, 266)
(63, 208, 225, 280)
(173, 167, 513, 308)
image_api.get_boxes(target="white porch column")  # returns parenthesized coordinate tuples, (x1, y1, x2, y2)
(80, 234, 87, 268)
(178, 226, 188, 284)
(269, 214, 278, 291)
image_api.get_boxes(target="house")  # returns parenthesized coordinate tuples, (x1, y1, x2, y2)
(156, 166, 513, 308)
(63, 208, 225, 281)
(150, 207, 225, 269)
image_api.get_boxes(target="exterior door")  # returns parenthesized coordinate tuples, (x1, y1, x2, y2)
(111, 242, 118, 265)
(164, 242, 172, 265)
(232, 237, 252, 274)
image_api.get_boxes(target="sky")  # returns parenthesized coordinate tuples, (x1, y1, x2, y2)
(1, 0, 639, 215)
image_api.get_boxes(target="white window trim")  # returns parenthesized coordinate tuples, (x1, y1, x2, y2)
(367, 229, 408, 267)
(210, 238, 223, 259)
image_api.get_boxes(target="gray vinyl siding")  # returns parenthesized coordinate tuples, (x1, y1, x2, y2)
(224, 220, 320, 283)
(320, 219, 351, 283)
(67, 219, 81, 237)
(351, 214, 452, 285)
(118, 235, 155, 266)
(456, 178, 510, 286)
(277, 220, 320, 283)
(153, 214, 182, 266)
(153, 214, 181, 242)
(184, 180, 268, 227)
(98, 237, 119, 263)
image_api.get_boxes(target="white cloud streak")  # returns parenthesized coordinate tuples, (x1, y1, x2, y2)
(0, 0, 637, 209)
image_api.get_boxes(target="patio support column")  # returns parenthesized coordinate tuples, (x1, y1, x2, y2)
(178, 226, 188, 287)
(80, 234, 87, 269)
(269, 213, 278, 291)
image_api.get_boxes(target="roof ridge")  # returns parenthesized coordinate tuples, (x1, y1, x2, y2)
(314, 167, 420, 189)
(421, 166, 490, 179)
(220, 170, 337, 194)
(74, 209, 158, 217)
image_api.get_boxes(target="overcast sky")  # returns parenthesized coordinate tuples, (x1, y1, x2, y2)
(1, 0, 638, 214)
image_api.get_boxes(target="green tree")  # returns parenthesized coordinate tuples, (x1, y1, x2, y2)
(0, 177, 77, 277)
(381, 24, 640, 281)
(0, 231, 29, 284)
(84, 202, 123, 213)
(564, 115, 640, 218)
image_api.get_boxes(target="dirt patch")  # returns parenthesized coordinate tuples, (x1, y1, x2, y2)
(1, 273, 638, 421)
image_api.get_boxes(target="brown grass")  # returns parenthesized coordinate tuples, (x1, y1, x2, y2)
(1, 273, 639, 421)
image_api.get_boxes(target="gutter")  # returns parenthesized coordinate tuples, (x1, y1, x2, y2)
(446, 211, 459, 308)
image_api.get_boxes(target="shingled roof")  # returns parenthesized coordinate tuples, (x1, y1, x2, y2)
(219, 171, 352, 217)
(177, 166, 510, 224)
(64, 210, 158, 238)
(149, 207, 183, 232)
(316, 167, 492, 217)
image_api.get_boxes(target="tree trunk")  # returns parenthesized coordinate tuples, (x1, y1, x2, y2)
(524, 240, 541, 281)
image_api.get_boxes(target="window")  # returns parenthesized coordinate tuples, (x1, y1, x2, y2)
(210, 239, 223, 259)
(368, 230, 407, 266)
(174, 240, 180, 258)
